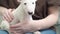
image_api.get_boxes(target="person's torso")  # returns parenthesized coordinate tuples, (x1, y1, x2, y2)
(0, 0, 48, 20)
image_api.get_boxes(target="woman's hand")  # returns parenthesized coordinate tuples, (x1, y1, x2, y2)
(2, 9, 14, 22)
(10, 20, 39, 34)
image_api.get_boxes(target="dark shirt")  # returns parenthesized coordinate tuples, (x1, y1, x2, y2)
(0, 0, 60, 20)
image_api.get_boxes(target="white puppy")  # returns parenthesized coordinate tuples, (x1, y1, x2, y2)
(0, 0, 41, 34)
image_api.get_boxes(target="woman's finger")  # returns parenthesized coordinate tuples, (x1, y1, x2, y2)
(3, 9, 14, 22)
(10, 30, 17, 34)
(10, 28, 23, 34)
(8, 9, 14, 22)
(3, 13, 10, 22)
(10, 22, 23, 28)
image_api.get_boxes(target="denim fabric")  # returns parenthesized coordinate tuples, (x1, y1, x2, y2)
(0, 30, 8, 34)
(25, 29, 56, 34)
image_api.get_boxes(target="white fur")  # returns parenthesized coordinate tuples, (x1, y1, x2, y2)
(0, 0, 41, 34)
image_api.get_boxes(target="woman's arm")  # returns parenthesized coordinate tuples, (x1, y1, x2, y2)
(30, 6, 59, 31)
(0, 6, 7, 15)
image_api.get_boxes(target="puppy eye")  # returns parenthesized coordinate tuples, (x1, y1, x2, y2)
(32, 2, 34, 4)
(24, 3, 27, 5)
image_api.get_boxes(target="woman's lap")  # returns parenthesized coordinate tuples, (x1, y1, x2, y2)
(0, 30, 8, 34)
(40, 29, 56, 34)
(26, 29, 56, 34)
(0, 29, 56, 34)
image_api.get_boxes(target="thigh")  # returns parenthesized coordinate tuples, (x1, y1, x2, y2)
(0, 30, 9, 34)
(40, 29, 56, 34)
(25, 29, 56, 34)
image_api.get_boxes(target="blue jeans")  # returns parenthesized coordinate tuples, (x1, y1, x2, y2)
(26, 29, 56, 34)
(0, 30, 8, 34)
(0, 29, 56, 34)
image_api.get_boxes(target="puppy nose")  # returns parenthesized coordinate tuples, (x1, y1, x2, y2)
(28, 12, 33, 15)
